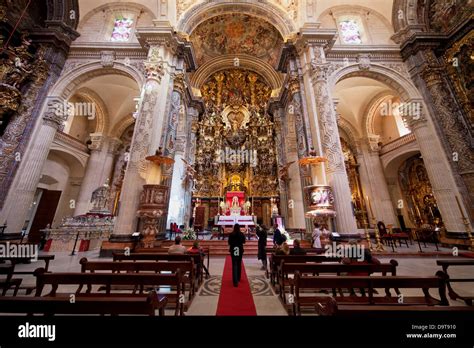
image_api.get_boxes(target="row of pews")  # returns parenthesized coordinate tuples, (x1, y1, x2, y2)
(266, 253, 474, 316)
(0, 250, 207, 316)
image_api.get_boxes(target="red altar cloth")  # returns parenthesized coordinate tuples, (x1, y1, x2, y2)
(225, 191, 245, 215)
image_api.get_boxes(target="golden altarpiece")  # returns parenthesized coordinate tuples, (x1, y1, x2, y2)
(191, 69, 279, 227)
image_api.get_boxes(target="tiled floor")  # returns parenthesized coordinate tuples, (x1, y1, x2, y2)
(5, 249, 473, 315)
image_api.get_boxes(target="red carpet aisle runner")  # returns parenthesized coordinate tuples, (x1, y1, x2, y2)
(216, 256, 257, 316)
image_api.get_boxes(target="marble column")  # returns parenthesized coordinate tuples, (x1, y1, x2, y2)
(356, 141, 398, 226)
(74, 136, 121, 215)
(309, 53, 358, 233)
(111, 43, 170, 240)
(74, 135, 105, 215)
(404, 108, 470, 231)
(1, 110, 64, 235)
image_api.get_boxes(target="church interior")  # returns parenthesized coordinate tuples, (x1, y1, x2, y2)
(0, 0, 473, 341)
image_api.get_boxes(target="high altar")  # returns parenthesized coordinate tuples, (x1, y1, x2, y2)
(191, 70, 279, 228)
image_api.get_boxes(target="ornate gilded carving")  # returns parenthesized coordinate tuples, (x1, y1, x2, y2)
(419, 50, 474, 175)
(429, 0, 471, 32)
(444, 31, 473, 129)
(194, 69, 278, 197)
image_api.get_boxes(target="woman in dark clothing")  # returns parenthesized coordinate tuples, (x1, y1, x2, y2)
(256, 224, 268, 270)
(228, 223, 246, 287)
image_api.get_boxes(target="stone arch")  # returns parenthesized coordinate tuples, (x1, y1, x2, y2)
(318, 4, 394, 35)
(383, 147, 421, 174)
(338, 117, 361, 152)
(78, 2, 156, 27)
(392, 0, 428, 34)
(177, 0, 296, 38)
(48, 61, 144, 100)
(110, 114, 135, 139)
(74, 87, 109, 135)
(47, 147, 88, 174)
(362, 91, 397, 139)
(190, 55, 283, 90)
(330, 64, 422, 102)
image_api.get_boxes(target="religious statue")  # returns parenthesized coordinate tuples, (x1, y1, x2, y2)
(232, 195, 239, 207)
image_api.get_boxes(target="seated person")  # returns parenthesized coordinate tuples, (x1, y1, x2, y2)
(275, 241, 290, 255)
(290, 239, 307, 255)
(168, 236, 186, 254)
(187, 241, 203, 255)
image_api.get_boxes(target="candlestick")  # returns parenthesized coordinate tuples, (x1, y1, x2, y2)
(455, 196, 466, 219)
(366, 196, 374, 218)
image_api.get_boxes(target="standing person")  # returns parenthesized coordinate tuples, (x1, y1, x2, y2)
(272, 223, 285, 246)
(256, 224, 268, 270)
(312, 222, 322, 249)
(228, 223, 246, 287)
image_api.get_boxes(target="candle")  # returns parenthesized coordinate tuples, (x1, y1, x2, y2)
(455, 196, 466, 219)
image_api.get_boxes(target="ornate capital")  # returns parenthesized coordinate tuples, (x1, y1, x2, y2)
(288, 75, 300, 96)
(310, 62, 332, 82)
(144, 61, 164, 82)
(43, 110, 65, 129)
(173, 72, 186, 94)
(400, 100, 426, 130)
(89, 134, 104, 152)
(367, 134, 381, 153)
(107, 138, 122, 155)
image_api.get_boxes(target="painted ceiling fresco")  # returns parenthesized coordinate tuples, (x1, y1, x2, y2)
(189, 14, 283, 67)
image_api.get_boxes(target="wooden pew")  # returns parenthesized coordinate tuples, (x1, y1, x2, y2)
(319, 297, 474, 317)
(80, 258, 196, 301)
(113, 252, 205, 284)
(437, 259, 474, 305)
(293, 271, 449, 316)
(0, 293, 168, 316)
(0, 264, 21, 296)
(268, 254, 341, 286)
(278, 260, 399, 303)
(34, 267, 185, 316)
(0, 255, 56, 295)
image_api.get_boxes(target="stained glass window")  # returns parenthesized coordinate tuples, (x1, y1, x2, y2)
(111, 17, 134, 42)
(339, 19, 362, 44)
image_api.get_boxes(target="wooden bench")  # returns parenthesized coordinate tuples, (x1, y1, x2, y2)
(0, 293, 168, 316)
(437, 259, 474, 305)
(0, 255, 55, 295)
(293, 271, 449, 316)
(33, 267, 185, 316)
(278, 260, 399, 303)
(80, 257, 196, 301)
(0, 264, 22, 296)
(113, 252, 205, 284)
(268, 254, 341, 286)
(319, 297, 474, 317)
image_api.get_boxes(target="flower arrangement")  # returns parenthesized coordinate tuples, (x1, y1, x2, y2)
(182, 227, 197, 240)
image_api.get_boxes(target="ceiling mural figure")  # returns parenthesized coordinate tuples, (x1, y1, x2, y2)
(189, 14, 283, 67)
